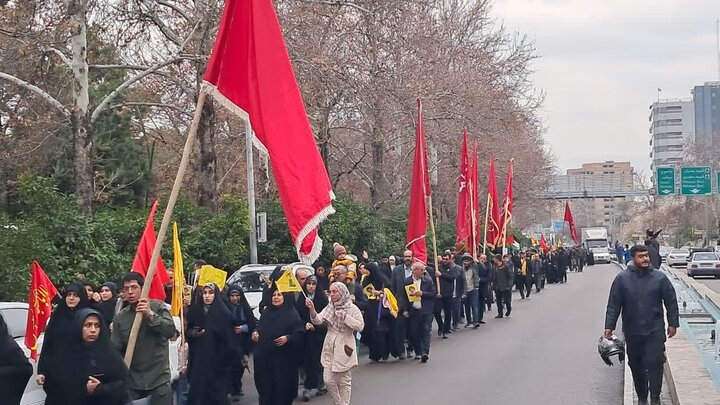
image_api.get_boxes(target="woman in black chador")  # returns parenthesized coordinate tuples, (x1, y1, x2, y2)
(185, 283, 235, 405)
(360, 262, 396, 361)
(226, 284, 257, 399)
(252, 285, 304, 405)
(296, 275, 329, 400)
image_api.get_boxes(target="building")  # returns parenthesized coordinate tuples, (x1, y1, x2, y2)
(648, 98, 694, 172)
(692, 82, 720, 150)
(549, 161, 635, 240)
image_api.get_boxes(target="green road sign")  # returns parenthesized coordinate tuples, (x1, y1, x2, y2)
(656, 167, 675, 196)
(680, 166, 712, 196)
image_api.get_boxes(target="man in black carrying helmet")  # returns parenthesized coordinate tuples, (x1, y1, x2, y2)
(603, 245, 679, 405)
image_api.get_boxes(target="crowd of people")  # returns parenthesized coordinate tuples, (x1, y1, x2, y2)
(2, 242, 602, 405)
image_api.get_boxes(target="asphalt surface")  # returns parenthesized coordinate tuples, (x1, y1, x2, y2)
(239, 263, 624, 405)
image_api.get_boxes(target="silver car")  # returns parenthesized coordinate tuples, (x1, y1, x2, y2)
(686, 252, 720, 278)
(667, 249, 690, 267)
(0, 302, 45, 405)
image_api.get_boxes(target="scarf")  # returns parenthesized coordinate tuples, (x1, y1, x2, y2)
(325, 282, 352, 332)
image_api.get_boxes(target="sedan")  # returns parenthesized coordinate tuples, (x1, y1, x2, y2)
(687, 252, 720, 278)
(667, 249, 690, 267)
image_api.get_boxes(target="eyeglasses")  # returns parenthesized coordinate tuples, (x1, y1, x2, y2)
(122, 285, 141, 292)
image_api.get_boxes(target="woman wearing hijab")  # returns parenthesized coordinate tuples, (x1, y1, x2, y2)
(226, 284, 257, 401)
(46, 308, 129, 404)
(96, 282, 119, 326)
(185, 283, 235, 405)
(37, 282, 91, 404)
(360, 262, 394, 361)
(0, 313, 32, 405)
(252, 286, 304, 405)
(296, 275, 330, 401)
(306, 282, 364, 405)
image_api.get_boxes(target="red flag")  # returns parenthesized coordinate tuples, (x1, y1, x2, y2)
(499, 159, 515, 246)
(406, 99, 431, 263)
(132, 200, 169, 301)
(203, 0, 334, 263)
(564, 201, 579, 244)
(507, 234, 516, 246)
(485, 156, 502, 249)
(540, 235, 550, 253)
(470, 141, 480, 252)
(455, 131, 471, 248)
(25, 261, 58, 361)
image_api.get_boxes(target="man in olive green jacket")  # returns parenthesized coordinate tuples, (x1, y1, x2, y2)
(112, 272, 178, 405)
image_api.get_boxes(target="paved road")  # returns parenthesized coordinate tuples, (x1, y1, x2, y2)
(239, 263, 624, 404)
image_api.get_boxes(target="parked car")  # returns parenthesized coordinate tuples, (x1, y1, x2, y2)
(686, 252, 720, 278)
(1, 301, 181, 405)
(226, 262, 315, 319)
(659, 246, 672, 262)
(667, 249, 690, 267)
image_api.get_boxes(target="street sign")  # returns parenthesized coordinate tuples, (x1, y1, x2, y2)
(256, 212, 267, 243)
(655, 167, 675, 196)
(680, 166, 712, 196)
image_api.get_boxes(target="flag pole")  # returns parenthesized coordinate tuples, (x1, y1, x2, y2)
(427, 194, 441, 294)
(246, 117, 258, 264)
(124, 88, 208, 367)
(483, 193, 490, 254)
(468, 175, 478, 261)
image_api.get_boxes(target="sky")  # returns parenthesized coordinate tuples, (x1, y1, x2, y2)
(493, 0, 720, 176)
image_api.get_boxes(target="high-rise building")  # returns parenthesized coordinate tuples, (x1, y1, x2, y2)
(648, 99, 694, 172)
(692, 82, 720, 150)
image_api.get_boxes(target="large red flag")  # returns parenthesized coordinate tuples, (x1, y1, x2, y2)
(470, 141, 480, 252)
(203, 0, 334, 263)
(132, 200, 169, 301)
(485, 156, 501, 248)
(540, 234, 550, 253)
(499, 159, 515, 246)
(25, 261, 58, 361)
(455, 131, 471, 248)
(564, 201, 579, 244)
(406, 99, 431, 263)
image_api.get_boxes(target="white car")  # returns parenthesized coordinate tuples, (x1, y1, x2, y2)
(667, 249, 690, 267)
(0, 301, 180, 405)
(226, 262, 315, 319)
(686, 252, 720, 278)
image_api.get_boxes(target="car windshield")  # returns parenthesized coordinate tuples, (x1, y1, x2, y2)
(586, 241, 607, 249)
(1, 308, 28, 339)
(231, 271, 272, 292)
(671, 250, 688, 254)
(692, 253, 718, 261)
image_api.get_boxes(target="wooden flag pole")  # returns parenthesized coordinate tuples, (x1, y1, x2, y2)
(483, 194, 491, 254)
(468, 176, 478, 261)
(123, 89, 208, 367)
(427, 194, 441, 294)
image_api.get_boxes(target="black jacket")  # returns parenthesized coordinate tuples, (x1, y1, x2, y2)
(604, 265, 679, 337)
(494, 264, 513, 291)
(477, 261, 490, 286)
(402, 275, 437, 315)
(437, 262, 462, 298)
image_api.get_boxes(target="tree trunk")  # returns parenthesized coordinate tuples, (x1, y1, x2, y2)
(68, 0, 94, 215)
(370, 126, 384, 209)
(196, 99, 218, 213)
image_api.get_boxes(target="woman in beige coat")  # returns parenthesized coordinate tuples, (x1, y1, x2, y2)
(306, 281, 364, 405)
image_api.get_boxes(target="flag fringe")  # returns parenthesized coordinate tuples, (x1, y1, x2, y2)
(405, 234, 427, 249)
(296, 204, 336, 264)
(202, 82, 269, 155)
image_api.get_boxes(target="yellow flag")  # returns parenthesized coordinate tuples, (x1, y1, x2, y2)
(383, 288, 399, 318)
(197, 265, 228, 290)
(171, 222, 185, 317)
(275, 268, 302, 293)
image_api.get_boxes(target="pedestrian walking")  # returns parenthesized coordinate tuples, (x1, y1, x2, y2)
(493, 255, 513, 318)
(226, 284, 257, 401)
(435, 253, 462, 337)
(252, 288, 304, 405)
(111, 273, 178, 405)
(402, 262, 436, 362)
(296, 276, 329, 400)
(360, 262, 395, 362)
(390, 250, 415, 358)
(604, 245, 679, 405)
(0, 312, 32, 405)
(460, 253, 480, 327)
(306, 282, 365, 405)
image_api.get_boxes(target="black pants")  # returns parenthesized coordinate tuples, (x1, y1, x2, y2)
(477, 284, 487, 321)
(626, 332, 666, 400)
(228, 351, 246, 395)
(495, 289, 511, 317)
(441, 296, 454, 333)
(394, 313, 412, 354)
(515, 275, 527, 298)
(408, 311, 433, 355)
(560, 268, 567, 283)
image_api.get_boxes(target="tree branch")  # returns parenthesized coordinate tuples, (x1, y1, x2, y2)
(46, 47, 72, 68)
(299, 0, 371, 13)
(108, 101, 192, 117)
(157, 0, 191, 23)
(139, 0, 184, 47)
(91, 57, 181, 123)
(0, 71, 71, 119)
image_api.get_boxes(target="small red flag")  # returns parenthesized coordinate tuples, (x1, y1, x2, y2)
(132, 200, 169, 301)
(406, 99, 431, 263)
(25, 261, 58, 361)
(540, 235, 550, 253)
(455, 131, 471, 248)
(203, 0, 334, 263)
(507, 234, 516, 246)
(564, 201, 579, 244)
(486, 156, 501, 249)
(499, 159, 515, 246)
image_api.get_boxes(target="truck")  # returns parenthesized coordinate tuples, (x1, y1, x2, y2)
(581, 227, 612, 264)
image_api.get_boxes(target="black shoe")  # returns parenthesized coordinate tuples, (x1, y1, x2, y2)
(478, 320, 486, 324)
(505, 310, 511, 316)
(650, 394, 661, 405)
(495, 315, 503, 318)
(637, 398, 648, 405)
(421, 354, 429, 363)
(442, 334, 448, 339)
(437, 329, 442, 337)
(473, 323, 481, 329)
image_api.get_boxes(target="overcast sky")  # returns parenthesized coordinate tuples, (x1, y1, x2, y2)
(493, 0, 720, 175)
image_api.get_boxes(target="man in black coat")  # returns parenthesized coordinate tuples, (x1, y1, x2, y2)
(493, 255, 514, 318)
(604, 245, 678, 405)
(0, 313, 32, 405)
(390, 249, 415, 359)
(402, 262, 437, 363)
(476, 255, 490, 324)
(434, 252, 462, 338)
(557, 248, 570, 284)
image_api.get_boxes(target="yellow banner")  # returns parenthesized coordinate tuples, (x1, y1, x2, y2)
(197, 265, 228, 290)
(275, 268, 302, 293)
(171, 223, 185, 317)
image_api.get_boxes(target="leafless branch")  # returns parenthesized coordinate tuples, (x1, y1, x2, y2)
(0, 71, 71, 119)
